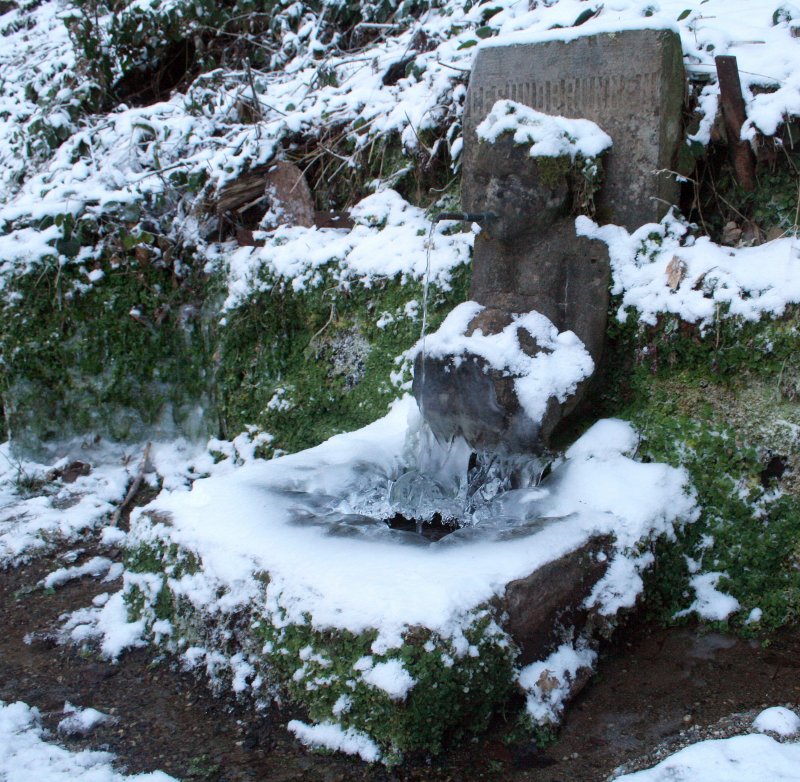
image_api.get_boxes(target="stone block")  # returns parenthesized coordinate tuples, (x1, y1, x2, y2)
(464, 28, 686, 230)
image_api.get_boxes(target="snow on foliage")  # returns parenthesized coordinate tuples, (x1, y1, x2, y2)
(675, 572, 742, 622)
(360, 658, 417, 701)
(1, 0, 800, 307)
(288, 720, 382, 763)
(577, 213, 800, 328)
(223, 189, 473, 306)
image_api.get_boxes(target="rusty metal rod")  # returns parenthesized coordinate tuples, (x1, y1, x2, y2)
(715, 55, 756, 192)
(434, 211, 497, 223)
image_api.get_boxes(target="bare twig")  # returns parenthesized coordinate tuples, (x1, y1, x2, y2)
(111, 443, 152, 528)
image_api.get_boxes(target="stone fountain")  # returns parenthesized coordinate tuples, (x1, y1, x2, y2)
(414, 28, 685, 455)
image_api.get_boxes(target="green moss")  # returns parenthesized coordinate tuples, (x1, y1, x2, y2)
(535, 154, 572, 190)
(256, 610, 514, 760)
(0, 237, 223, 454)
(597, 305, 800, 633)
(217, 263, 470, 453)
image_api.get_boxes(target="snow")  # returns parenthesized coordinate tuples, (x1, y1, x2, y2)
(1, 0, 800, 310)
(414, 302, 595, 425)
(110, 397, 694, 653)
(57, 703, 113, 737)
(223, 189, 473, 307)
(63, 590, 147, 660)
(0, 443, 134, 566)
(613, 733, 800, 781)
(287, 720, 381, 763)
(360, 659, 417, 701)
(578, 213, 800, 328)
(518, 641, 597, 724)
(0, 0, 799, 769)
(477, 100, 612, 160)
(676, 572, 741, 622)
(41, 557, 115, 590)
(0, 700, 175, 781)
(753, 707, 800, 737)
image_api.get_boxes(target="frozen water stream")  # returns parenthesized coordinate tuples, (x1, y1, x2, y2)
(280, 416, 562, 546)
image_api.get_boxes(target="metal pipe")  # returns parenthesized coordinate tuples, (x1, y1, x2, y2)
(434, 211, 496, 224)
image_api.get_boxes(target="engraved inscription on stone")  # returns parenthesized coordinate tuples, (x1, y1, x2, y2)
(463, 29, 685, 230)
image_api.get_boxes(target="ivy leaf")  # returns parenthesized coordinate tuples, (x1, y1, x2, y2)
(677, 8, 692, 20)
(573, 6, 602, 26)
(475, 26, 495, 39)
(457, 39, 478, 49)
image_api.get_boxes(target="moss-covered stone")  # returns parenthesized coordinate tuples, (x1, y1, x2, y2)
(121, 530, 517, 763)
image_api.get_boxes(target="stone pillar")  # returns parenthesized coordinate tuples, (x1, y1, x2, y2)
(414, 28, 686, 454)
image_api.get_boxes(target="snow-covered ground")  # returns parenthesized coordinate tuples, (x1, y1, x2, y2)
(613, 707, 800, 781)
(2, 696, 798, 780)
(0, 700, 175, 781)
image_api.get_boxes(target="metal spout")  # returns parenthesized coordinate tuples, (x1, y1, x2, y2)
(434, 211, 497, 224)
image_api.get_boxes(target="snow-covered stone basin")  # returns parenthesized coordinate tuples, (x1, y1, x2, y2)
(123, 396, 696, 760)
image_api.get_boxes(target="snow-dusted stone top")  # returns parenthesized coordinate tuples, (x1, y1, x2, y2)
(417, 301, 594, 425)
(476, 100, 612, 161)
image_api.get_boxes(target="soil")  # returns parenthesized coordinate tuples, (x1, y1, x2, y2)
(2, 533, 799, 782)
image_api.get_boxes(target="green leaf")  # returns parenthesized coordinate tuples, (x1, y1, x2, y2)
(55, 238, 81, 258)
(677, 8, 692, 20)
(475, 26, 494, 38)
(573, 7, 600, 26)
(457, 39, 478, 49)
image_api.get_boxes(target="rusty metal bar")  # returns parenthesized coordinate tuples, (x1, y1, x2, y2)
(715, 55, 757, 192)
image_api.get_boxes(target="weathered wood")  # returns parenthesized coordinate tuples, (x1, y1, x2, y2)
(715, 55, 756, 192)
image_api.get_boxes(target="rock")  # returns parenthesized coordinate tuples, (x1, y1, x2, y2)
(214, 160, 314, 235)
(501, 537, 613, 665)
(463, 28, 686, 231)
(263, 161, 315, 229)
(415, 28, 687, 453)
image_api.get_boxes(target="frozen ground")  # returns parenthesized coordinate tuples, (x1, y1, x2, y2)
(1, 533, 800, 781)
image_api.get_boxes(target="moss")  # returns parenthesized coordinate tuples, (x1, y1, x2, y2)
(217, 263, 470, 453)
(0, 238, 223, 455)
(535, 154, 572, 190)
(596, 305, 800, 633)
(256, 610, 514, 760)
(123, 532, 517, 762)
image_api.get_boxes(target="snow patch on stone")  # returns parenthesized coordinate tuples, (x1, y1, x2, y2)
(477, 99, 612, 160)
(414, 302, 594, 425)
(518, 641, 597, 724)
